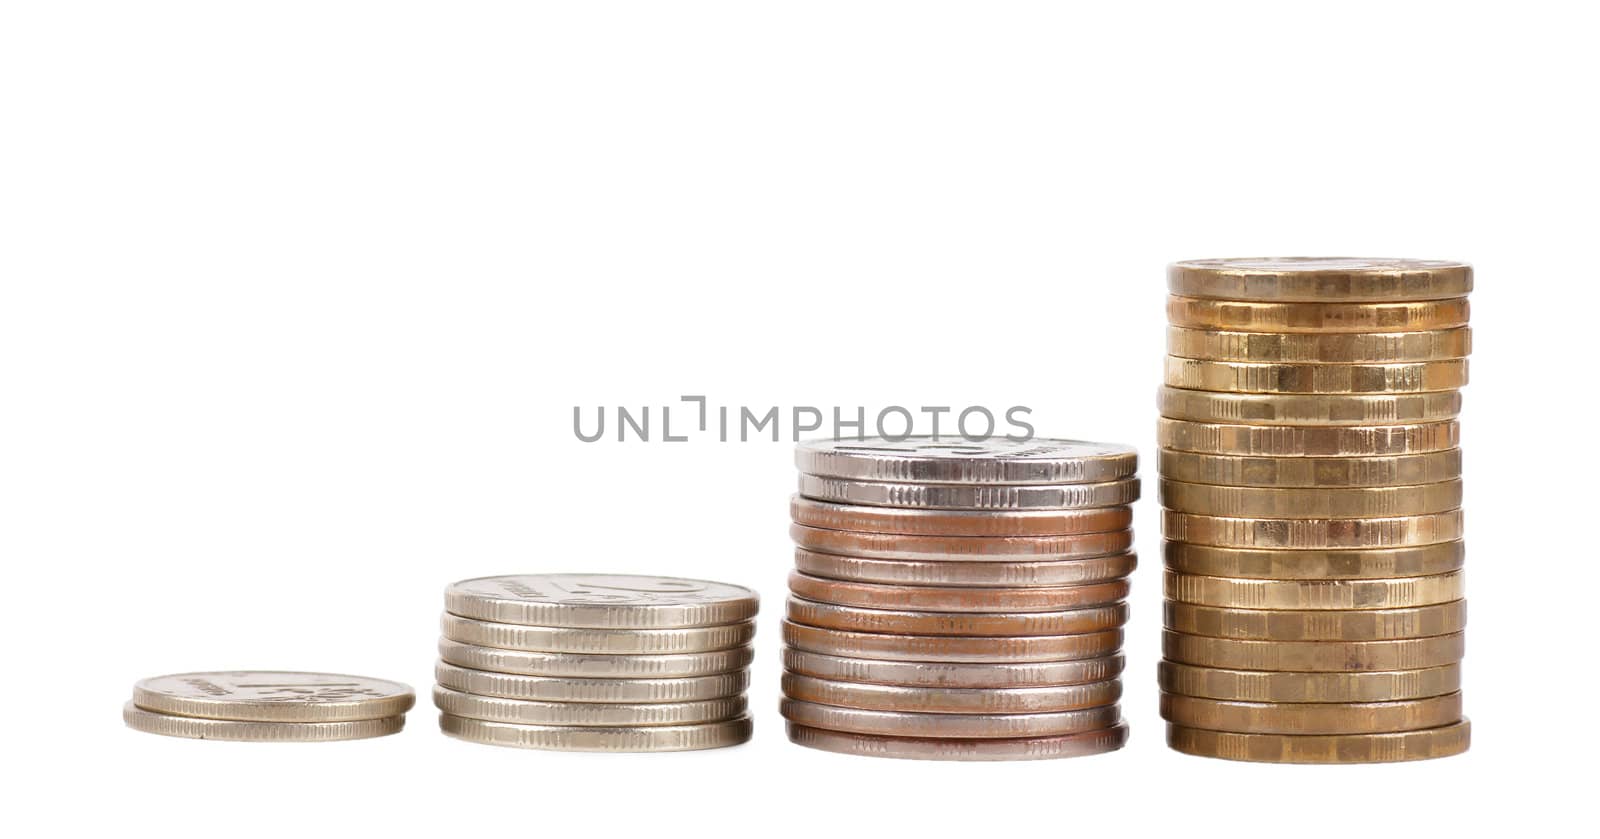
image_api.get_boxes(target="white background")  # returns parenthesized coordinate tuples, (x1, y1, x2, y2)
(3, 1, 1594, 835)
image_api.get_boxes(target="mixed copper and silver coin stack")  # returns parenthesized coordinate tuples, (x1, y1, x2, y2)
(124, 671, 414, 741)
(1159, 257, 1472, 763)
(783, 437, 1140, 760)
(435, 574, 758, 752)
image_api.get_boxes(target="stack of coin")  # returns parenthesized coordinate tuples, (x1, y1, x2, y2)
(124, 671, 414, 741)
(1159, 257, 1472, 763)
(783, 437, 1139, 760)
(434, 573, 757, 752)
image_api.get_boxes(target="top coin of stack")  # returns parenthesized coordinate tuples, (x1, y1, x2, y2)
(783, 437, 1139, 761)
(124, 671, 414, 742)
(1158, 257, 1472, 763)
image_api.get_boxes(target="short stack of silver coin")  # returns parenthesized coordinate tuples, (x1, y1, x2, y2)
(781, 437, 1140, 760)
(434, 573, 758, 752)
(124, 671, 414, 742)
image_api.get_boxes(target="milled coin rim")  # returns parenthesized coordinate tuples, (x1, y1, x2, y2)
(1166, 718, 1470, 763)
(1160, 692, 1465, 736)
(130, 671, 416, 723)
(444, 573, 759, 629)
(434, 661, 749, 704)
(786, 720, 1129, 761)
(431, 686, 748, 727)
(1157, 387, 1464, 427)
(781, 620, 1125, 663)
(440, 613, 758, 654)
(780, 698, 1123, 738)
(789, 496, 1133, 536)
(1167, 258, 1472, 302)
(1162, 600, 1469, 641)
(788, 570, 1131, 613)
(781, 671, 1122, 713)
(789, 522, 1135, 561)
(436, 638, 754, 678)
(1160, 629, 1466, 671)
(123, 703, 406, 742)
(781, 647, 1126, 688)
(1167, 295, 1471, 333)
(1157, 661, 1462, 702)
(1163, 357, 1469, 395)
(793, 547, 1138, 588)
(1156, 448, 1463, 488)
(794, 437, 1137, 485)
(798, 474, 1141, 511)
(439, 713, 752, 752)
(1162, 541, 1466, 580)
(785, 596, 1129, 637)
(1165, 327, 1473, 363)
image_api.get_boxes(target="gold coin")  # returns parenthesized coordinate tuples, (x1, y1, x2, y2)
(785, 597, 1128, 637)
(1165, 570, 1465, 609)
(787, 720, 1128, 761)
(1161, 630, 1465, 671)
(1167, 258, 1473, 302)
(1164, 601, 1468, 641)
(1157, 661, 1461, 702)
(1163, 541, 1466, 580)
(1158, 418, 1459, 456)
(1168, 296, 1470, 332)
(789, 523, 1134, 561)
(787, 571, 1130, 613)
(780, 698, 1123, 739)
(1159, 479, 1461, 518)
(1164, 358, 1468, 394)
(1163, 510, 1464, 549)
(1158, 449, 1462, 488)
(790, 496, 1133, 536)
(1166, 327, 1472, 363)
(1158, 388, 1461, 427)
(1160, 692, 1463, 735)
(1165, 719, 1470, 763)
(781, 672, 1121, 713)
(781, 620, 1124, 663)
(793, 547, 1138, 588)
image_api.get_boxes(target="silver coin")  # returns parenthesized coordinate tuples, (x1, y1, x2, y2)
(437, 638, 753, 678)
(799, 474, 1140, 510)
(431, 686, 747, 727)
(786, 720, 1129, 761)
(782, 620, 1124, 663)
(793, 548, 1137, 588)
(441, 613, 757, 654)
(782, 648, 1126, 688)
(795, 437, 1137, 485)
(781, 672, 1121, 713)
(786, 596, 1128, 637)
(440, 713, 752, 752)
(131, 671, 415, 723)
(435, 662, 748, 703)
(124, 704, 405, 742)
(444, 574, 759, 628)
(780, 698, 1122, 738)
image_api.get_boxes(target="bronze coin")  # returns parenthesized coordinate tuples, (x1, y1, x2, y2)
(788, 571, 1130, 613)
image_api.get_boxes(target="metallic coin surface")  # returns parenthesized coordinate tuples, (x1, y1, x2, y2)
(1165, 570, 1465, 609)
(1164, 601, 1468, 641)
(1166, 327, 1473, 363)
(1160, 692, 1464, 735)
(431, 686, 747, 727)
(1158, 449, 1462, 488)
(1163, 511, 1464, 549)
(790, 524, 1133, 561)
(1159, 418, 1459, 456)
(1164, 358, 1468, 394)
(780, 698, 1122, 739)
(788, 571, 1130, 613)
(793, 548, 1137, 588)
(444, 574, 758, 628)
(786, 720, 1128, 761)
(790, 496, 1132, 537)
(1167, 296, 1470, 332)
(440, 713, 751, 752)
(1161, 630, 1465, 671)
(1157, 661, 1461, 702)
(1163, 541, 1466, 580)
(797, 474, 1141, 511)
(1167, 258, 1473, 302)
(786, 597, 1128, 637)
(782, 648, 1125, 688)
(131, 671, 415, 723)
(434, 662, 748, 704)
(1157, 387, 1463, 427)
(781, 620, 1124, 663)
(436, 638, 753, 678)
(781, 672, 1121, 713)
(795, 436, 1137, 484)
(1159, 479, 1462, 518)
(124, 704, 405, 742)
(441, 614, 757, 654)
(1166, 719, 1470, 763)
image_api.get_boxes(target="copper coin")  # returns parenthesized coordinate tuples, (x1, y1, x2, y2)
(1163, 541, 1465, 580)
(1161, 630, 1465, 671)
(781, 672, 1121, 713)
(780, 698, 1122, 738)
(1160, 692, 1464, 735)
(1167, 295, 1470, 332)
(782, 648, 1125, 688)
(1157, 449, 1463, 488)
(794, 548, 1137, 588)
(1159, 418, 1460, 456)
(1166, 719, 1470, 763)
(781, 620, 1124, 663)
(1163, 510, 1464, 549)
(790, 496, 1132, 536)
(788, 571, 1130, 613)
(786, 720, 1129, 761)
(1164, 601, 1468, 641)
(790, 523, 1134, 561)
(785, 597, 1128, 637)
(1164, 570, 1465, 609)
(1157, 661, 1461, 702)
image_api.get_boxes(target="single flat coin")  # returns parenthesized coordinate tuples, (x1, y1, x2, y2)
(795, 437, 1137, 484)
(1165, 570, 1465, 609)
(1163, 541, 1465, 580)
(124, 704, 405, 742)
(1166, 327, 1472, 363)
(1164, 358, 1468, 394)
(787, 720, 1128, 761)
(781, 620, 1124, 663)
(440, 713, 751, 752)
(1159, 479, 1462, 518)
(444, 574, 758, 628)
(798, 474, 1141, 511)
(1160, 692, 1464, 735)
(431, 686, 747, 727)
(790, 524, 1133, 561)
(1164, 601, 1468, 641)
(1158, 418, 1459, 456)
(788, 571, 1130, 613)
(440, 614, 757, 654)
(786, 597, 1128, 637)
(131, 671, 415, 723)
(1161, 630, 1465, 671)
(1166, 719, 1470, 763)
(782, 648, 1125, 688)
(436, 638, 753, 678)
(1167, 296, 1470, 332)
(790, 496, 1132, 537)
(794, 548, 1137, 588)
(1167, 258, 1473, 302)
(1157, 388, 1463, 427)
(1163, 511, 1464, 549)
(434, 662, 748, 704)
(780, 698, 1122, 739)
(781, 672, 1121, 713)
(1158, 449, 1462, 488)
(1157, 661, 1461, 702)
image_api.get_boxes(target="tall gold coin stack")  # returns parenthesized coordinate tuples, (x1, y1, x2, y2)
(1157, 257, 1472, 763)
(433, 573, 758, 752)
(782, 437, 1139, 760)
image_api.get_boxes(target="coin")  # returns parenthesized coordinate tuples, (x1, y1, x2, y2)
(790, 496, 1133, 536)
(123, 704, 405, 742)
(781, 672, 1121, 713)
(1163, 511, 1464, 548)
(1158, 418, 1459, 455)
(431, 686, 747, 727)
(1166, 327, 1472, 363)
(434, 662, 748, 703)
(781, 620, 1124, 663)
(798, 475, 1141, 511)
(1159, 479, 1461, 518)
(1157, 449, 1463, 488)
(1157, 661, 1462, 701)
(1164, 601, 1468, 641)
(1164, 358, 1469, 394)
(779, 698, 1122, 738)
(1160, 693, 1463, 735)
(793, 548, 1137, 587)
(131, 671, 415, 723)
(795, 437, 1138, 484)
(440, 714, 752, 752)
(1161, 630, 1465, 671)
(1167, 258, 1473, 302)
(782, 648, 1125, 688)
(788, 572, 1130, 613)
(789, 524, 1134, 561)
(1157, 388, 1463, 426)
(436, 638, 753, 678)
(786, 720, 1128, 761)
(1167, 296, 1470, 332)
(444, 574, 759, 629)
(1163, 542, 1466, 580)
(1165, 570, 1465, 609)
(786, 597, 1128, 636)
(441, 614, 757, 654)
(1165, 719, 1470, 763)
